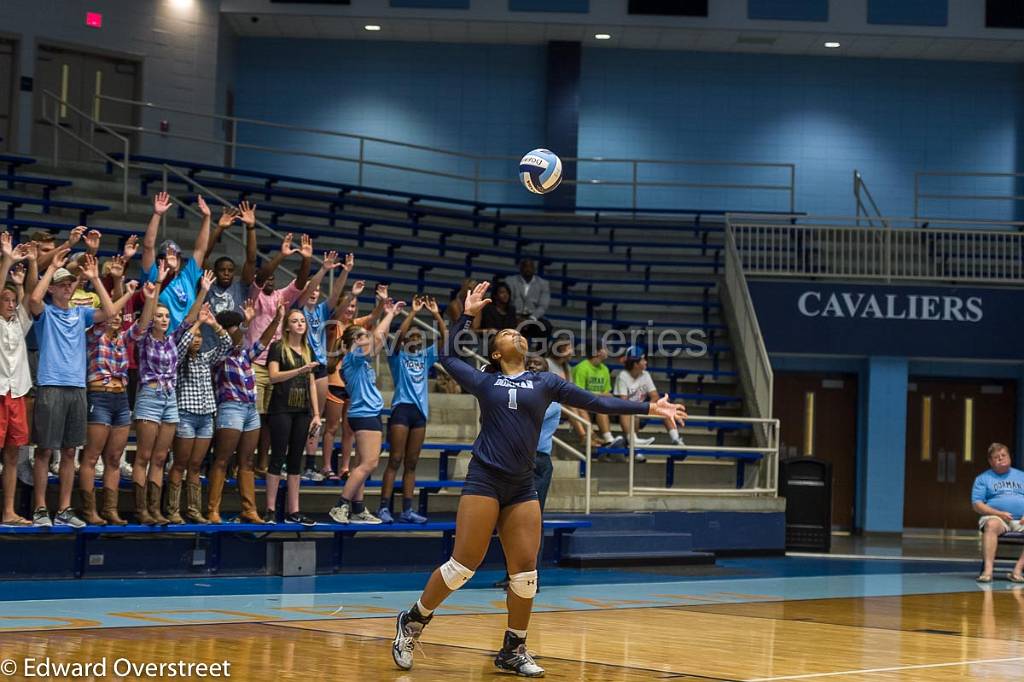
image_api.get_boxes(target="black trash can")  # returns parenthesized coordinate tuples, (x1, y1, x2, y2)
(780, 458, 832, 552)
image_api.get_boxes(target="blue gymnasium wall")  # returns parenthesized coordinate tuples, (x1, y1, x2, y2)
(234, 40, 1020, 216)
(232, 39, 546, 205)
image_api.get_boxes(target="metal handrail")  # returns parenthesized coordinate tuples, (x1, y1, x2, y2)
(96, 93, 796, 211)
(914, 169, 1024, 220)
(41, 91, 130, 212)
(853, 170, 889, 229)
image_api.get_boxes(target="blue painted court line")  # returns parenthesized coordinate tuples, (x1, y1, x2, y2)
(0, 563, 1011, 632)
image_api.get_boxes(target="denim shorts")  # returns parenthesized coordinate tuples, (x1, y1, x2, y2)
(87, 391, 132, 427)
(134, 385, 179, 424)
(177, 411, 214, 439)
(216, 401, 262, 433)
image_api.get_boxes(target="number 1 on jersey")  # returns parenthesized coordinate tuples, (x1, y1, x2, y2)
(507, 388, 518, 410)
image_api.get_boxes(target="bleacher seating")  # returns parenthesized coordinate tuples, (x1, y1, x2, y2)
(0, 194, 109, 223)
(0, 173, 71, 200)
(0, 153, 36, 179)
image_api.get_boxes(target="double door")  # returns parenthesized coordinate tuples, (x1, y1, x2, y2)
(904, 378, 1016, 530)
(31, 44, 139, 161)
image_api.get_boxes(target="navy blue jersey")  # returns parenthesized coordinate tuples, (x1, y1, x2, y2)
(440, 316, 648, 475)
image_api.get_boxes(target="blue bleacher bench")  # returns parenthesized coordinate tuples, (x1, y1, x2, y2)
(0, 174, 71, 201)
(0, 193, 110, 224)
(0, 154, 36, 180)
(589, 445, 763, 489)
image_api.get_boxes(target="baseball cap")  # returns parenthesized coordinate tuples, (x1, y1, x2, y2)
(158, 240, 182, 257)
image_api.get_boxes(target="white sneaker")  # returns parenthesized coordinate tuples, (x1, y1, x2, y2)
(350, 509, 383, 525)
(120, 460, 134, 479)
(95, 459, 105, 477)
(671, 436, 686, 447)
(631, 436, 656, 447)
(329, 502, 351, 524)
(301, 469, 325, 482)
(49, 455, 60, 476)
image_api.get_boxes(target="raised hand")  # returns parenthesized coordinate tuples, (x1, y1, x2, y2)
(153, 192, 172, 216)
(299, 234, 313, 259)
(106, 255, 126, 279)
(280, 233, 296, 257)
(243, 299, 256, 324)
(463, 281, 492, 316)
(200, 269, 216, 292)
(142, 281, 158, 300)
(384, 298, 405, 315)
(11, 244, 29, 262)
(424, 296, 439, 315)
(351, 280, 366, 296)
(80, 254, 100, 280)
(69, 225, 87, 247)
(199, 303, 216, 326)
(411, 295, 425, 313)
(321, 250, 340, 271)
(239, 201, 257, 228)
(8, 265, 25, 286)
(0, 232, 13, 259)
(197, 195, 211, 218)
(341, 253, 354, 272)
(156, 259, 171, 284)
(124, 280, 139, 296)
(218, 206, 239, 228)
(122, 234, 140, 260)
(649, 395, 687, 425)
(375, 283, 389, 301)
(84, 229, 102, 252)
(19, 242, 37, 262)
(49, 245, 72, 271)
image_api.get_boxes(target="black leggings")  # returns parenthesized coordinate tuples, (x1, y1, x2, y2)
(269, 412, 312, 476)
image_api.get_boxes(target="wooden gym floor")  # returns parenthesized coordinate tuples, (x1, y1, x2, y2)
(3, 586, 1023, 680)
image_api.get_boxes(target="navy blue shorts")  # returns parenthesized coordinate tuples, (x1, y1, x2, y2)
(347, 415, 383, 433)
(389, 403, 426, 429)
(462, 458, 538, 508)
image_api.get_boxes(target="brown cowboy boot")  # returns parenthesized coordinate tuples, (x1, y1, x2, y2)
(185, 482, 209, 524)
(146, 481, 170, 526)
(134, 482, 156, 525)
(79, 488, 107, 526)
(100, 487, 128, 526)
(206, 467, 225, 524)
(164, 481, 185, 524)
(237, 470, 266, 524)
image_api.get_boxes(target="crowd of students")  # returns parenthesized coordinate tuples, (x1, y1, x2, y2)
(0, 194, 685, 529)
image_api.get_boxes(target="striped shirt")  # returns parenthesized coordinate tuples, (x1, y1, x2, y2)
(215, 341, 265, 405)
(177, 331, 233, 415)
(131, 323, 192, 392)
(86, 324, 129, 386)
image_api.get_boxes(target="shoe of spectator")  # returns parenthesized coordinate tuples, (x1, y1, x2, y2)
(378, 507, 394, 524)
(398, 509, 428, 524)
(631, 436, 656, 447)
(634, 453, 647, 463)
(670, 436, 686, 447)
(261, 509, 277, 524)
(301, 469, 325, 482)
(120, 459, 134, 479)
(607, 435, 626, 449)
(54, 507, 86, 529)
(49, 455, 60, 477)
(95, 459, 105, 477)
(32, 507, 52, 527)
(329, 502, 350, 524)
(350, 509, 383, 524)
(285, 512, 316, 528)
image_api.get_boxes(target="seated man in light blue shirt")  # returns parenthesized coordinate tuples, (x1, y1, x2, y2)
(971, 442, 1024, 582)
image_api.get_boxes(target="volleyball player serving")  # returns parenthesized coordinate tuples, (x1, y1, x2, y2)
(392, 281, 687, 677)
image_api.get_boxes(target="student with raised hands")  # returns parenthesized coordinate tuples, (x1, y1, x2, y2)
(129, 268, 212, 525)
(379, 295, 447, 524)
(167, 303, 233, 524)
(28, 250, 128, 528)
(207, 302, 284, 524)
(141, 192, 213, 332)
(329, 297, 403, 525)
(202, 201, 258, 352)
(295, 250, 346, 479)
(0, 235, 34, 526)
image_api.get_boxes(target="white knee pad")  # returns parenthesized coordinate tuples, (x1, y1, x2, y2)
(508, 570, 538, 599)
(440, 557, 475, 590)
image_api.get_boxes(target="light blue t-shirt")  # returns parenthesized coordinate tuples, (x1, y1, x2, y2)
(342, 346, 384, 418)
(972, 468, 1024, 517)
(36, 304, 96, 387)
(302, 301, 330, 366)
(388, 346, 438, 418)
(537, 402, 562, 456)
(146, 257, 201, 332)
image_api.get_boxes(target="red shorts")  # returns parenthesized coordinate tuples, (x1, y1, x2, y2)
(0, 393, 29, 447)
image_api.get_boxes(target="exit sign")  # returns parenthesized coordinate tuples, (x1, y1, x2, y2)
(86, 12, 103, 28)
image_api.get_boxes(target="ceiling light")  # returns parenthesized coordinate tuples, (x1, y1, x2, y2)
(595, 33, 612, 40)
(364, 24, 382, 32)
(824, 41, 841, 48)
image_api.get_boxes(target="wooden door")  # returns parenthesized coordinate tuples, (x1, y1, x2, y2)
(904, 378, 1016, 530)
(774, 373, 859, 529)
(0, 39, 15, 151)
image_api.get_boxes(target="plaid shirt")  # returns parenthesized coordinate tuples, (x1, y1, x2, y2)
(131, 322, 192, 393)
(86, 324, 129, 385)
(215, 341, 265, 405)
(177, 330, 232, 415)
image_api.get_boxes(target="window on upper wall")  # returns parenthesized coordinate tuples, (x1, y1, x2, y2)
(269, 1, 351, 4)
(986, 0, 1024, 28)
(628, 0, 709, 17)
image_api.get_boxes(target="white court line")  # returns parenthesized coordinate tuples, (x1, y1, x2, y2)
(785, 552, 1008, 564)
(745, 655, 1024, 681)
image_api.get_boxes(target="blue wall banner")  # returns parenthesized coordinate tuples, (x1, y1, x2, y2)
(748, 280, 1022, 360)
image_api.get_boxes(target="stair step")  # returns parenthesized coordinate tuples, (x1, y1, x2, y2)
(564, 529, 693, 554)
(559, 550, 715, 568)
